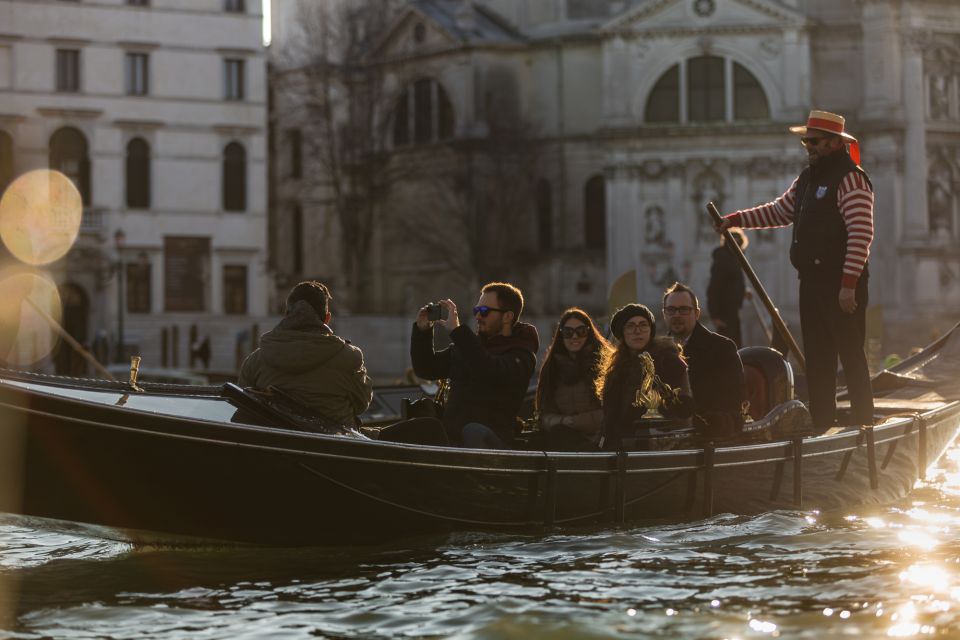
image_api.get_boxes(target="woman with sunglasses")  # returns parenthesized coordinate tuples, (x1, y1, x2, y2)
(596, 303, 694, 451)
(535, 308, 611, 451)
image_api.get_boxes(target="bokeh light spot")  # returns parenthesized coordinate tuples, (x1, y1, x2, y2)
(0, 169, 82, 266)
(0, 268, 62, 366)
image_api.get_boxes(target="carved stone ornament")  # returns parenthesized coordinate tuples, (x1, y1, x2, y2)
(760, 38, 782, 57)
(693, 0, 716, 18)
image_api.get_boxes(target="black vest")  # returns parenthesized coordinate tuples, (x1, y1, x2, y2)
(789, 151, 871, 282)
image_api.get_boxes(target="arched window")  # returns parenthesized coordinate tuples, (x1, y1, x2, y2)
(49, 127, 91, 205)
(644, 57, 770, 124)
(536, 178, 552, 251)
(291, 203, 303, 273)
(584, 175, 606, 250)
(733, 62, 769, 120)
(0, 130, 13, 194)
(393, 78, 455, 146)
(222, 142, 246, 212)
(687, 56, 724, 123)
(125, 137, 150, 209)
(645, 65, 679, 123)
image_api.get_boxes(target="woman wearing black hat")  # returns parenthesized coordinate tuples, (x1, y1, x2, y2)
(535, 307, 611, 451)
(596, 303, 694, 450)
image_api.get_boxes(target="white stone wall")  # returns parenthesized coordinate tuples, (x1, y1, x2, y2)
(0, 0, 269, 369)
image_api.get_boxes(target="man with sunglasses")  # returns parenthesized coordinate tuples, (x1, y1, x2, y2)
(663, 282, 745, 438)
(715, 110, 875, 433)
(411, 282, 540, 448)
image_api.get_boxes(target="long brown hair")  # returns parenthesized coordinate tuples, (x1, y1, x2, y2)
(596, 335, 684, 400)
(535, 307, 611, 411)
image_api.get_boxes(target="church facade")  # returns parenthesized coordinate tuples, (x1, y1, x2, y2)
(270, 0, 960, 351)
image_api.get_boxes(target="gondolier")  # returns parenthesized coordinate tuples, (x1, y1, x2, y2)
(716, 110, 875, 432)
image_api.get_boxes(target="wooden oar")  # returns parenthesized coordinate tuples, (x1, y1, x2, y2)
(706, 202, 806, 373)
(24, 297, 117, 381)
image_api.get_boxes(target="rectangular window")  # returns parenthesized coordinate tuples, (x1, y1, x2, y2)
(126, 0, 150, 5)
(124, 53, 149, 96)
(224, 0, 245, 13)
(223, 265, 248, 315)
(164, 236, 210, 312)
(126, 262, 151, 313)
(287, 129, 302, 178)
(56, 49, 80, 92)
(224, 58, 245, 101)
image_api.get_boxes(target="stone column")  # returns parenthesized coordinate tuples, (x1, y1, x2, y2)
(902, 34, 930, 239)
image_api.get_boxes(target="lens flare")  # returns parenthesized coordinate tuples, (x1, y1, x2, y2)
(0, 169, 82, 266)
(0, 268, 63, 366)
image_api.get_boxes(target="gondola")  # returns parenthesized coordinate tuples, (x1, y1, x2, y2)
(0, 321, 958, 546)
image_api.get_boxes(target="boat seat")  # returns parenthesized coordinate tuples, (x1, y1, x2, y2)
(743, 364, 769, 420)
(738, 346, 795, 420)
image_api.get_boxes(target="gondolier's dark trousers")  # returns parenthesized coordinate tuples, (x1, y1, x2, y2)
(799, 275, 874, 430)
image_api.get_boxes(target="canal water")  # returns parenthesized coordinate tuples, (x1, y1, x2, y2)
(2, 445, 960, 639)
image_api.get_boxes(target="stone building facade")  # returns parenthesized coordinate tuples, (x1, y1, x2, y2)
(0, 0, 269, 374)
(271, 0, 960, 358)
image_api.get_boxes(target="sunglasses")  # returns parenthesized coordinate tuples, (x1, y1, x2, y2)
(560, 325, 589, 339)
(473, 305, 507, 317)
(800, 136, 831, 147)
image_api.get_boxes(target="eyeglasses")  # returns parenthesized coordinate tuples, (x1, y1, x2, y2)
(664, 305, 695, 316)
(623, 321, 650, 333)
(560, 325, 589, 339)
(473, 305, 507, 317)
(800, 136, 831, 147)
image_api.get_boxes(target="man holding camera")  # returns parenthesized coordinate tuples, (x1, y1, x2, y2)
(411, 282, 540, 448)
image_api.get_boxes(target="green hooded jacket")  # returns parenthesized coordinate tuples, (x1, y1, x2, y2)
(238, 301, 373, 425)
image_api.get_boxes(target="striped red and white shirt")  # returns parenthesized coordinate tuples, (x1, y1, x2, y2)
(725, 172, 874, 289)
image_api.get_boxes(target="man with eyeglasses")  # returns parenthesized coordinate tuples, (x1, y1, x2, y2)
(715, 110, 874, 432)
(662, 282, 745, 438)
(411, 282, 539, 448)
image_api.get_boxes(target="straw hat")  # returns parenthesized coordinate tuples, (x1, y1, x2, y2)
(789, 110, 857, 141)
(789, 110, 861, 164)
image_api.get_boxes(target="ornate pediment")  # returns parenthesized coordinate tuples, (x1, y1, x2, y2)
(600, 0, 806, 35)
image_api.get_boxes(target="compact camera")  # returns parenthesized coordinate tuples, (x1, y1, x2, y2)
(425, 302, 448, 321)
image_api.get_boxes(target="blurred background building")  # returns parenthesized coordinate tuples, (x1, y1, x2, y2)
(269, 0, 960, 372)
(1, 0, 958, 380)
(0, 0, 269, 375)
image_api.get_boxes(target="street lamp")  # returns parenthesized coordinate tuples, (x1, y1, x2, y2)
(114, 228, 126, 363)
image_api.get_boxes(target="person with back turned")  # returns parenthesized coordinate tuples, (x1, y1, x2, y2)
(707, 227, 749, 348)
(715, 110, 875, 432)
(238, 281, 373, 426)
(410, 282, 539, 449)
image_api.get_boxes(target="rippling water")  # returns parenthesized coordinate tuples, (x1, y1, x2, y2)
(3, 444, 960, 639)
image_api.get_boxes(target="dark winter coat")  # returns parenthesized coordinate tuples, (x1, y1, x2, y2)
(600, 336, 694, 450)
(410, 321, 540, 446)
(238, 301, 373, 426)
(707, 244, 746, 322)
(682, 321, 745, 435)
